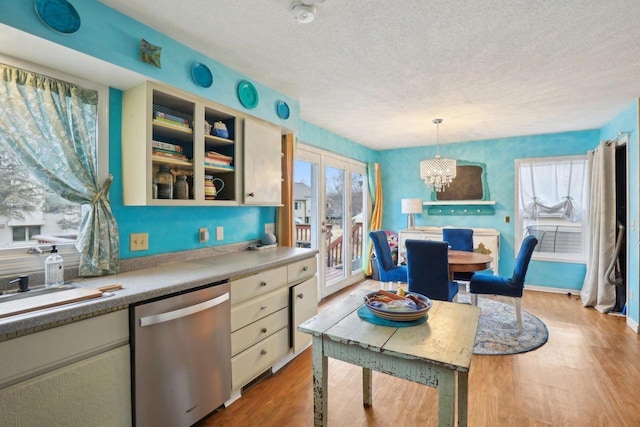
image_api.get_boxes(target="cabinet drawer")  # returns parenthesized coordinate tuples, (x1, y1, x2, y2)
(287, 257, 317, 284)
(231, 266, 287, 304)
(231, 288, 288, 332)
(231, 308, 288, 356)
(231, 327, 289, 389)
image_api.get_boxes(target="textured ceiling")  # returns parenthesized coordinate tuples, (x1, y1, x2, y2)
(99, 0, 640, 150)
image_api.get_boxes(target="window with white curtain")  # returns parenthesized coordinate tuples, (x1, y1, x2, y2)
(515, 155, 588, 263)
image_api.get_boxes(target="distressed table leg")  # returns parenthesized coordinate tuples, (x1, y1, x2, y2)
(362, 367, 372, 407)
(438, 370, 456, 427)
(312, 336, 328, 427)
(457, 371, 468, 426)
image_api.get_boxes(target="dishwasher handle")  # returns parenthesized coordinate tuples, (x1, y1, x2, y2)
(139, 292, 229, 327)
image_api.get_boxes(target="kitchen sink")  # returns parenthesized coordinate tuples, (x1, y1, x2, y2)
(0, 283, 83, 303)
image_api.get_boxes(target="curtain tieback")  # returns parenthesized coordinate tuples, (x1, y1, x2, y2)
(91, 174, 113, 205)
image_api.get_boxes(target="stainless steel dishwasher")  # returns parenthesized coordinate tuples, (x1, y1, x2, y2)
(130, 281, 231, 427)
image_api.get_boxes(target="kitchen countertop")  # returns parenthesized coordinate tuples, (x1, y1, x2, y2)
(0, 246, 317, 338)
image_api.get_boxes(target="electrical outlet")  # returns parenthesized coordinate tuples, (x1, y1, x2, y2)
(265, 223, 275, 234)
(216, 226, 224, 241)
(199, 227, 209, 243)
(631, 290, 635, 302)
(130, 233, 148, 251)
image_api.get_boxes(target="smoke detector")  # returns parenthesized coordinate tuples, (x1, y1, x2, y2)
(292, 3, 316, 23)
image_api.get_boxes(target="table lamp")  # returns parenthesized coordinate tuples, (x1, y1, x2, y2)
(401, 198, 423, 229)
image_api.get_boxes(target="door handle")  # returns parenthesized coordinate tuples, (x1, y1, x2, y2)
(139, 292, 229, 327)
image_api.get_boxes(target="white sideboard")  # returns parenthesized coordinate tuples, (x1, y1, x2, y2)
(398, 226, 500, 274)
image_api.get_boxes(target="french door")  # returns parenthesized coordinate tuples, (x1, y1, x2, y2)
(294, 145, 367, 298)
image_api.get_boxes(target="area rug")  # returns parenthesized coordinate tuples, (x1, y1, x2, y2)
(457, 295, 549, 355)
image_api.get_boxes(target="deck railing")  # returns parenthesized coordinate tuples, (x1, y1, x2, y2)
(296, 222, 363, 268)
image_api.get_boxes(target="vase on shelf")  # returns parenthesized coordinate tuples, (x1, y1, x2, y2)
(204, 175, 225, 200)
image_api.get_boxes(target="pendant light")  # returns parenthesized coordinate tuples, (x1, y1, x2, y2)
(419, 118, 457, 192)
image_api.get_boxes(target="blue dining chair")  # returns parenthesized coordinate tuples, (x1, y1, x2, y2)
(442, 228, 475, 283)
(469, 235, 539, 332)
(405, 239, 459, 302)
(369, 230, 407, 284)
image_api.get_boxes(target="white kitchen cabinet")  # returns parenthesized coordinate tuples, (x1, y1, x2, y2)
(228, 255, 317, 392)
(122, 81, 241, 206)
(0, 310, 130, 427)
(398, 227, 500, 274)
(291, 276, 318, 353)
(243, 117, 282, 205)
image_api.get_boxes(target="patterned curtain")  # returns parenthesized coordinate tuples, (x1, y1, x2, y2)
(365, 162, 383, 276)
(0, 63, 119, 276)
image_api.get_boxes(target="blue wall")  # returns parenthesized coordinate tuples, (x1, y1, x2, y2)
(379, 130, 600, 290)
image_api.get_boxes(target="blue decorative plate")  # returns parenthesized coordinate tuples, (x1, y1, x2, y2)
(35, 0, 81, 34)
(276, 101, 290, 119)
(237, 80, 259, 109)
(191, 62, 213, 88)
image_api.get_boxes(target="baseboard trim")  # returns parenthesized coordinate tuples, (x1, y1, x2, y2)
(627, 316, 639, 334)
(524, 284, 579, 295)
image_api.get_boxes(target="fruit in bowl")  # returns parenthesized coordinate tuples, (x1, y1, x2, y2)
(364, 289, 432, 321)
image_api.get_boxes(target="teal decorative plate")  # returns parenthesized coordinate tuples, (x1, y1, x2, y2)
(276, 101, 290, 119)
(191, 62, 213, 88)
(35, 0, 81, 34)
(237, 80, 259, 109)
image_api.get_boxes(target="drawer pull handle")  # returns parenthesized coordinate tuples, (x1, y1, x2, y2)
(248, 192, 255, 197)
(302, 266, 309, 271)
(260, 349, 268, 355)
(297, 293, 304, 299)
(260, 281, 267, 286)
(260, 305, 268, 310)
(261, 327, 268, 333)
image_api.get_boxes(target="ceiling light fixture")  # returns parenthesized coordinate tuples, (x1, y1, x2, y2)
(292, 3, 316, 23)
(419, 118, 457, 192)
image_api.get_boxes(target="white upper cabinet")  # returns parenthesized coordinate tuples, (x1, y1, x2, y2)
(243, 118, 282, 206)
(121, 81, 285, 207)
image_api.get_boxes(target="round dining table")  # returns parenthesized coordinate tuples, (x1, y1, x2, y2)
(447, 249, 494, 280)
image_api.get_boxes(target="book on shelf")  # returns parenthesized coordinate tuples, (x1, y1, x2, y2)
(152, 140, 184, 153)
(204, 161, 235, 170)
(154, 111, 188, 124)
(153, 149, 189, 161)
(153, 116, 191, 129)
(206, 151, 232, 160)
(153, 147, 185, 157)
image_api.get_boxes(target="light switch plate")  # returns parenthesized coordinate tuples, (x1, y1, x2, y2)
(265, 223, 275, 234)
(216, 226, 224, 241)
(199, 228, 209, 243)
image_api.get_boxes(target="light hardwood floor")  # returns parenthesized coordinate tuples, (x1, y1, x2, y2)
(201, 280, 640, 427)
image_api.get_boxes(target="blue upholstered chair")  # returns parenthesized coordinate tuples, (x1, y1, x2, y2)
(469, 235, 539, 332)
(405, 239, 459, 302)
(442, 228, 475, 283)
(370, 230, 407, 284)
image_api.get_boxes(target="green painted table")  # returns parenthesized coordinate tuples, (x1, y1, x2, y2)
(298, 289, 480, 427)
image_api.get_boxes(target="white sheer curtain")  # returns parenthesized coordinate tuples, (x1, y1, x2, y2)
(519, 158, 586, 222)
(580, 141, 617, 312)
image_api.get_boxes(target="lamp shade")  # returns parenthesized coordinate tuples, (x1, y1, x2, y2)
(401, 198, 423, 214)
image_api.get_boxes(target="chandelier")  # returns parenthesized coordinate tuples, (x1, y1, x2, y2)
(420, 118, 456, 192)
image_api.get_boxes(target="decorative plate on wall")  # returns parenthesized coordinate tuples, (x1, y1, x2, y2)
(191, 62, 213, 88)
(35, 0, 81, 34)
(237, 80, 259, 109)
(276, 101, 290, 119)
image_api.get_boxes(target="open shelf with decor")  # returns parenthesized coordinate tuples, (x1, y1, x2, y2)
(122, 81, 241, 206)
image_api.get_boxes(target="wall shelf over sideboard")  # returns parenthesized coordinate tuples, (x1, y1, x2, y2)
(423, 200, 496, 215)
